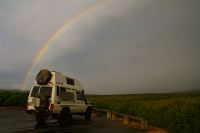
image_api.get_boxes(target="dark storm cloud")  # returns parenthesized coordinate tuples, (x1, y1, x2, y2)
(40, 0, 200, 94)
(0, 0, 200, 93)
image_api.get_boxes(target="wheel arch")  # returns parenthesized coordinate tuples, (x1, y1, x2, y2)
(61, 107, 70, 113)
(86, 106, 93, 111)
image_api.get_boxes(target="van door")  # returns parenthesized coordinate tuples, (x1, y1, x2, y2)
(75, 91, 86, 113)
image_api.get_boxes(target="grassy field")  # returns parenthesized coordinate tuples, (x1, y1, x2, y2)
(86, 92, 200, 133)
(0, 90, 200, 133)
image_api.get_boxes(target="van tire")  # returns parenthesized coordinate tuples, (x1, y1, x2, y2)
(85, 108, 92, 121)
(36, 69, 52, 85)
(59, 108, 70, 127)
(36, 111, 48, 124)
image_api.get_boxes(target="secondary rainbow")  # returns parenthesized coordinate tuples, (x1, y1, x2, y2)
(21, 0, 111, 90)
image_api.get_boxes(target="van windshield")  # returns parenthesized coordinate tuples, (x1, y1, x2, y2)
(30, 86, 52, 97)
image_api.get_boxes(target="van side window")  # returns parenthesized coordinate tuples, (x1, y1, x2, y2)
(59, 87, 67, 99)
(60, 87, 66, 92)
(66, 77, 75, 85)
(58, 87, 75, 101)
(56, 86, 59, 96)
(76, 92, 83, 101)
(66, 92, 75, 101)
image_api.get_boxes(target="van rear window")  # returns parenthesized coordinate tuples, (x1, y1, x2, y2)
(30, 86, 39, 97)
(30, 86, 52, 97)
(39, 87, 52, 97)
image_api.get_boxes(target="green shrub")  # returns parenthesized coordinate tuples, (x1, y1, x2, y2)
(0, 92, 11, 105)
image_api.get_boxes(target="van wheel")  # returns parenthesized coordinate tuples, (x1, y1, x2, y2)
(36, 111, 47, 124)
(58, 108, 70, 127)
(69, 114, 72, 120)
(85, 108, 92, 121)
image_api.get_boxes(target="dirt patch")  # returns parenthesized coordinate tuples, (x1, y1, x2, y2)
(146, 128, 169, 133)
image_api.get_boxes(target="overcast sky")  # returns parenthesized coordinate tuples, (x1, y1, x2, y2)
(0, 0, 200, 94)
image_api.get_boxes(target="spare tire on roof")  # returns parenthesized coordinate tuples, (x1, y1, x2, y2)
(36, 69, 52, 85)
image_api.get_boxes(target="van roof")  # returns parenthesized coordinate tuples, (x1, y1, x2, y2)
(34, 70, 83, 91)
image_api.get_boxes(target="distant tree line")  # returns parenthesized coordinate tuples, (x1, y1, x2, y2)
(0, 91, 28, 106)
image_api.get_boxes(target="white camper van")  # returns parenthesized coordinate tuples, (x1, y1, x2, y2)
(26, 69, 92, 126)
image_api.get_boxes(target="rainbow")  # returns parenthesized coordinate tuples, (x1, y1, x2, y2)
(21, 0, 111, 90)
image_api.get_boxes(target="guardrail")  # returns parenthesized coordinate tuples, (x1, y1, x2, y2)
(92, 108, 148, 130)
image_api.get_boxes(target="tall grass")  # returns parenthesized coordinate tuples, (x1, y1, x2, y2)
(86, 93, 200, 133)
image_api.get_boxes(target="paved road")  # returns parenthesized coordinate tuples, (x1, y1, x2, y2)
(0, 108, 141, 133)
